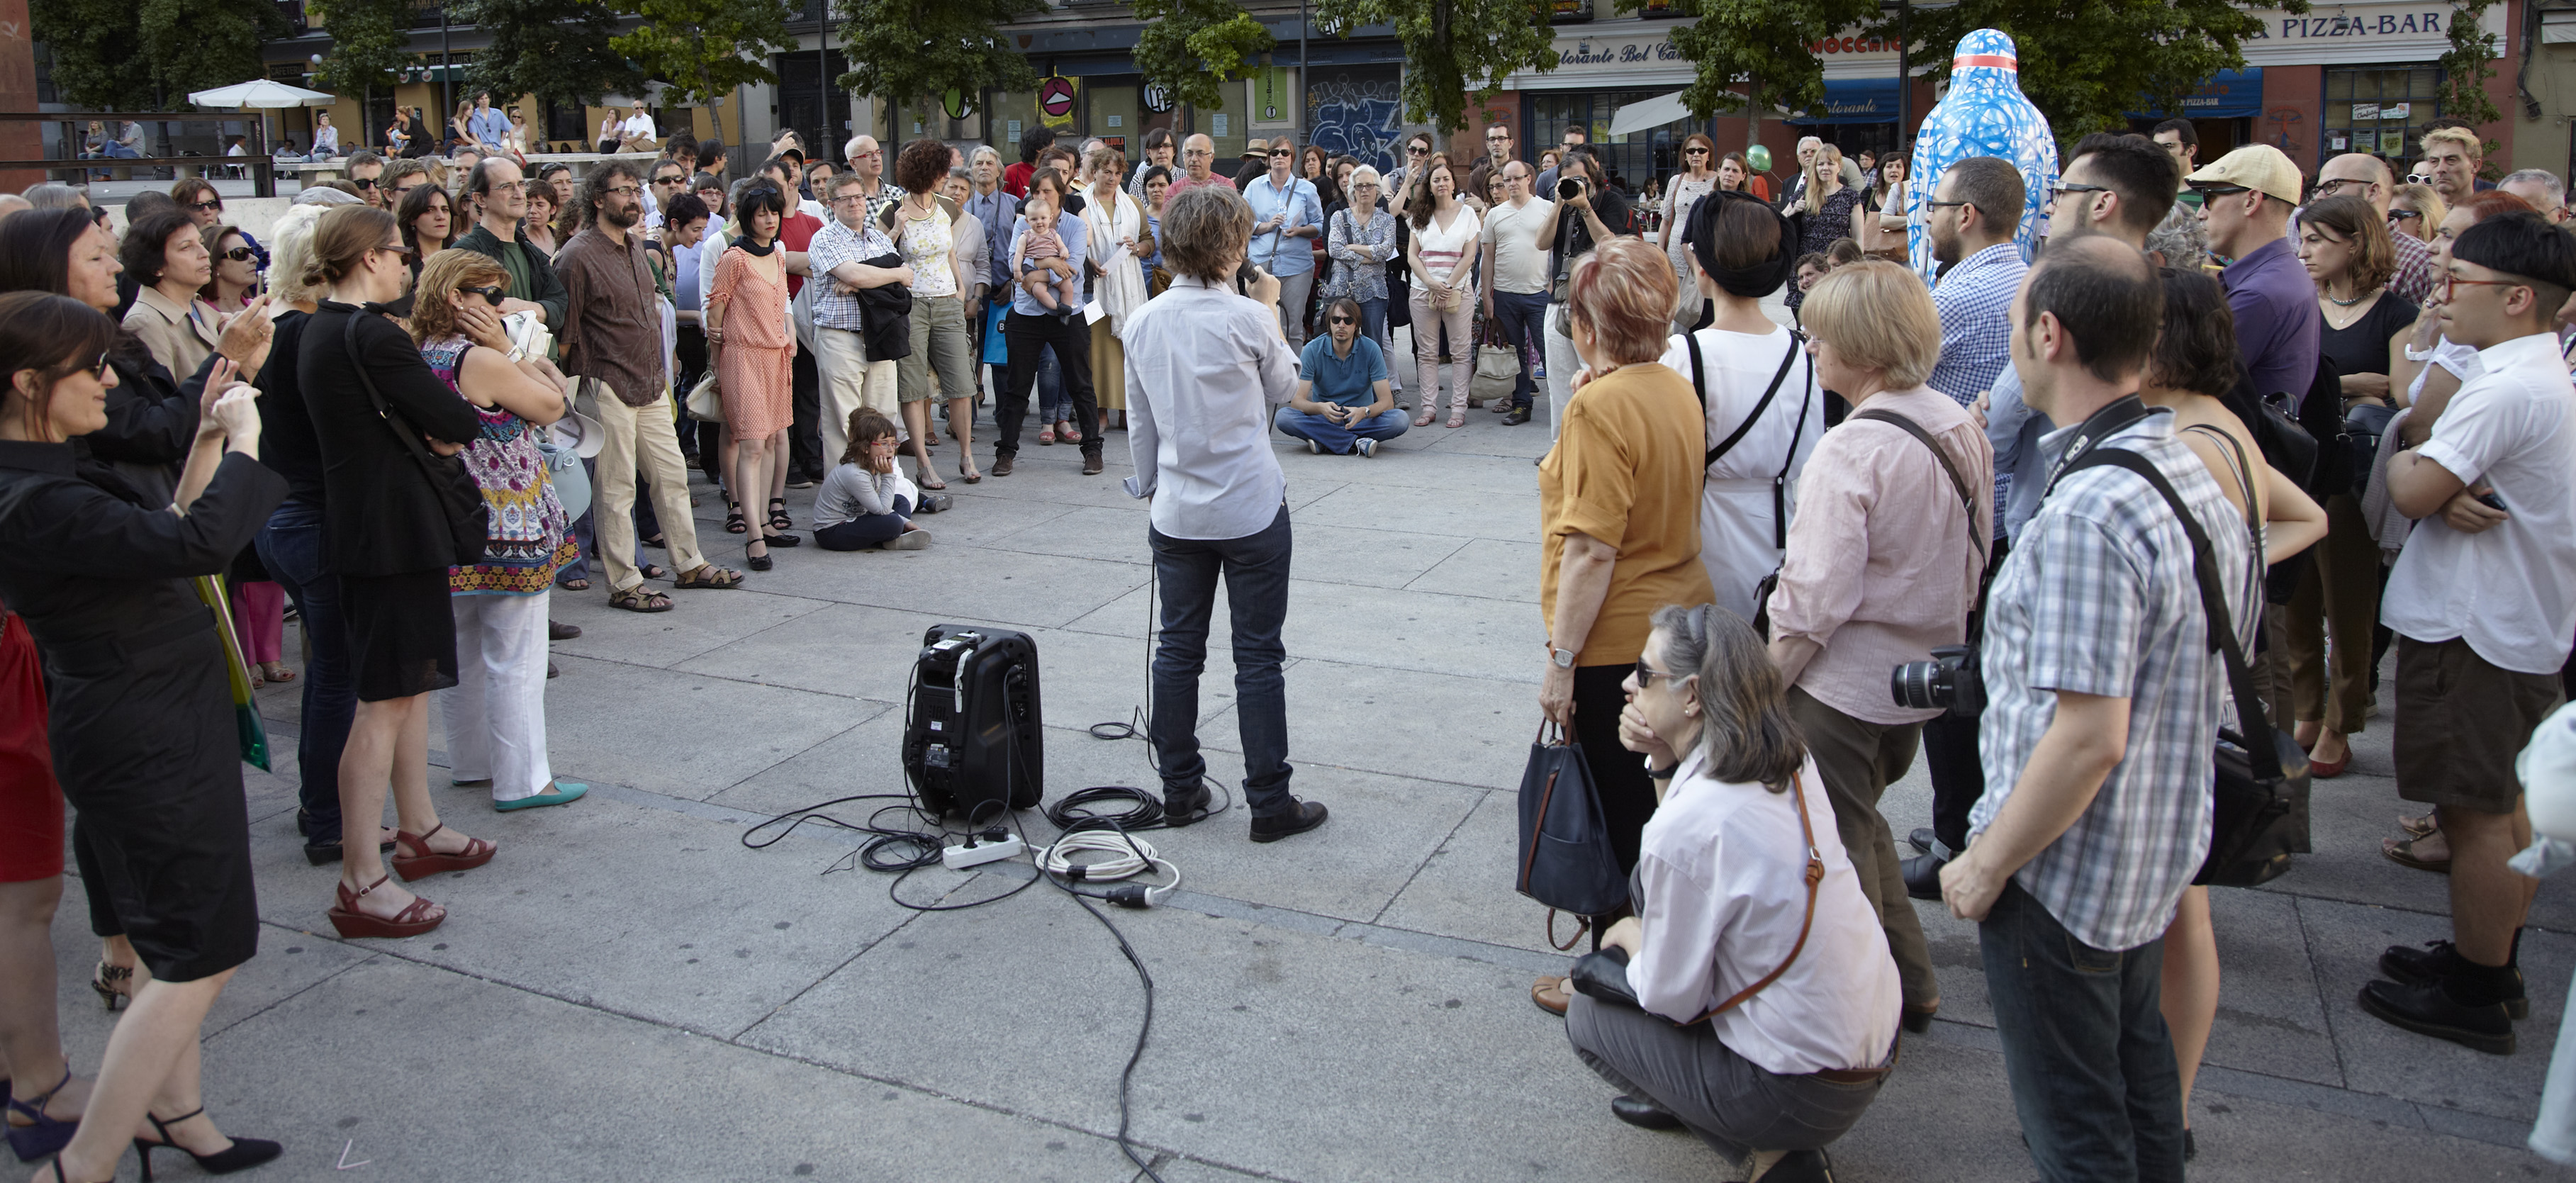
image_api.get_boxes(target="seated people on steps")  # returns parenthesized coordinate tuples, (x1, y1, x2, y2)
(1275, 297, 1408, 456)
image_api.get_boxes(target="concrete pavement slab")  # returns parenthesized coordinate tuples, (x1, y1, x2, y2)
(539, 654, 890, 800)
(1371, 787, 1569, 955)
(1404, 537, 1543, 604)
(547, 586, 836, 671)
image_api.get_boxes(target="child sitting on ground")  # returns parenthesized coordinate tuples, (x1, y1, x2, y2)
(1013, 193, 1080, 317)
(814, 408, 950, 552)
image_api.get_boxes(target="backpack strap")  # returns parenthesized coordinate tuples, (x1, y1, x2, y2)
(1771, 354, 1814, 549)
(1705, 330, 1803, 469)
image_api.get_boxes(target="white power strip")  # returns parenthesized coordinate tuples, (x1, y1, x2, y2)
(941, 834, 1026, 870)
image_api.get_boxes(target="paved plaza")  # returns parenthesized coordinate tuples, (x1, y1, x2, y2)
(42, 336, 2576, 1182)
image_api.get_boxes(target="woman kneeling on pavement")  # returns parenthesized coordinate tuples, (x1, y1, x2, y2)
(1565, 603, 1898, 1183)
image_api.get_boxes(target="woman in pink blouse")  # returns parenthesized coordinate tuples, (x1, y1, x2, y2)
(1761, 259, 1992, 1035)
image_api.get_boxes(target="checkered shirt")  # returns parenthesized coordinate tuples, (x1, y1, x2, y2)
(2387, 228, 2437, 305)
(1926, 242, 2028, 408)
(1968, 408, 2251, 952)
(805, 218, 896, 333)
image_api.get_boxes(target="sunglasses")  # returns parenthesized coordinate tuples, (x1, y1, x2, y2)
(186, 199, 223, 213)
(463, 284, 508, 305)
(2190, 184, 2251, 198)
(352, 177, 379, 189)
(80, 349, 110, 381)
(1328, 315, 1355, 325)
(2390, 208, 2425, 222)
(1633, 657, 1687, 688)
(1685, 147, 1708, 155)
(219, 245, 256, 262)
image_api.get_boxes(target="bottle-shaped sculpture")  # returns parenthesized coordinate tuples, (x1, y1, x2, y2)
(1904, 29, 2058, 280)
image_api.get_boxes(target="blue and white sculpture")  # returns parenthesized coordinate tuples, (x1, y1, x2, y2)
(1905, 29, 2058, 280)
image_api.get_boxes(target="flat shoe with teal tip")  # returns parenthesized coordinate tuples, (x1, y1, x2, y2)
(494, 783, 587, 812)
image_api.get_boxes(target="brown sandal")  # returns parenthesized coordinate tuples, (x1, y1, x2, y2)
(2399, 812, 2438, 839)
(609, 585, 673, 612)
(673, 564, 744, 590)
(391, 823, 497, 880)
(2382, 835, 2452, 875)
(327, 875, 444, 938)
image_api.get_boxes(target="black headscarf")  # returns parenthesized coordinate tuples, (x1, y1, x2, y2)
(1686, 189, 1797, 300)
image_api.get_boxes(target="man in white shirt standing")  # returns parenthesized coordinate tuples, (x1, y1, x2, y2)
(1120, 184, 1329, 843)
(1479, 159, 1552, 425)
(2363, 213, 2576, 1055)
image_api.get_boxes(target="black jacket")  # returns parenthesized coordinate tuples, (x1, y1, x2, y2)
(298, 301, 483, 577)
(856, 250, 914, 364)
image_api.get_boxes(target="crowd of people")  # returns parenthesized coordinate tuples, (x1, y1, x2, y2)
(0, 104, 2572, 1183)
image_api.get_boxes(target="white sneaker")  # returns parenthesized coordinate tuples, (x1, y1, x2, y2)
(1306, 438, 1324, 454)
(1355, 437, 1377, 458)
(882, 531, 932, 551)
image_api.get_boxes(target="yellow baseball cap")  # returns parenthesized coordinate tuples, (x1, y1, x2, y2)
(2186, 145, 2303, 206)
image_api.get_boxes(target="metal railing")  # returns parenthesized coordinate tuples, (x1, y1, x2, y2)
(0, 113, 280, 197)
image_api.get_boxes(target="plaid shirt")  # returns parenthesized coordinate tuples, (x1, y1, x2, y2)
(1925, 242, 2027, 407)
(2387, 227, 2437, 305)
(1969, 407, 2249, 952)
(805, 217, 897, 333)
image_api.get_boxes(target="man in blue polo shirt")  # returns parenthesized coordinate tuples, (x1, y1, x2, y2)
(1275, 297, 1406, 456)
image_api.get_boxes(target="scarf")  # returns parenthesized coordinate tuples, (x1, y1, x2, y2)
(732, 235, 777, 257)
(1081, 189, 1150, 337)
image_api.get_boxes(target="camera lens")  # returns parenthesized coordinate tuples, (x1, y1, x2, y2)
(1558, 178, 1581, 201)
(1890, 658, 1956, 711)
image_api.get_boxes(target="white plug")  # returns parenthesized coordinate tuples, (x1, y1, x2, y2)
(941, 834, 1026, 870)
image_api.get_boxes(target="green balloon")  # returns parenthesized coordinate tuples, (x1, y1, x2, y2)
(1746, 145, 1772, 173)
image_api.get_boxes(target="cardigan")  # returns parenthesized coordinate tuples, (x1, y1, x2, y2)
(298, 301, 484, 576)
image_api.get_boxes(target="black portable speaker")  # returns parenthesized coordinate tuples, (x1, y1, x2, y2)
(901, 624, 1044, 822)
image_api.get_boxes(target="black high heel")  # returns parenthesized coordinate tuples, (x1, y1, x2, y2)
(746, 540, 772, 572)
(766, 497, 791, 532)
(132, 1108, 281, 1180)
(89, 961, 130, 1010)
(36, 1155, 111, 1183)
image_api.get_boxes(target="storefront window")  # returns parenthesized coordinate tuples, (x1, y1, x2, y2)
(1186, 78, 1253, 172)
(1529, 91, 1689, 194)
(990, 88, 1043, 155)
(2322, 66, 2439, 163)
(1090, 82, 1141, 162)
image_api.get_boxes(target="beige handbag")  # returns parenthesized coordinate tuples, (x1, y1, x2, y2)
(684, 371, 722, 423)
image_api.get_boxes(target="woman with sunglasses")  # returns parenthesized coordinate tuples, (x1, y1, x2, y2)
(1388, 132, 1435, 216)
(408, 250, 586, 812)
(0, 290, 290, 1183)
(119, 208, 223, 382)
(1658, 135, 1720, 327)
(2390, 182, 2446, 244)
(200, 225, 259, 314)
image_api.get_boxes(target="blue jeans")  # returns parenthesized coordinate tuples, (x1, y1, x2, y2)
(1150, 504, 1293, 817)
(1491, 291, 1549, 409)
(253, 500, 354, 843)
(1273, 405, 1408, 454)
(1981, 880, 2186, 1183)
(1036, 345, 1066, 425)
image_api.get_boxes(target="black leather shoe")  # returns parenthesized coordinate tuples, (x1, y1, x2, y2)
(1609, 1095, 1682, 1131)
(2358, 977, 2515, 1055)
(548, 619, 582, 641)
(1501, 407, 1532, 425)
(1908, 826, 1936, 853)
(1755, 1148, 1835, 1182)
(1161, 787, 1213, 828)
(2381, 941, 2529, 1018)
(1249, 799, 1328, 843)
(1900, 852, 1947, 902)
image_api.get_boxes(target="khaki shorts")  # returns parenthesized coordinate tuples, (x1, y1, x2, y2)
(2394, 635, 2566, 814)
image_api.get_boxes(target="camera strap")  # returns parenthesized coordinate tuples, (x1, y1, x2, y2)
(1850, 408, 1983, 558)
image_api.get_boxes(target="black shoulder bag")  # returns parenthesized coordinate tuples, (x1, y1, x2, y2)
(343, 310, 488, 566)
(2059, 447, 2312, 887)
(1684, 331, 1811, 634)
(1516, 720, 1628, 949)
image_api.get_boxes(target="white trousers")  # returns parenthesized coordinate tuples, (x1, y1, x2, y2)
(440, 591, 554, 802)
(817, 327, 898, 463)
(1545, 305, 1580, 442)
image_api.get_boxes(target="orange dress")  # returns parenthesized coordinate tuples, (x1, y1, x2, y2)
(709, 244, 795, 439)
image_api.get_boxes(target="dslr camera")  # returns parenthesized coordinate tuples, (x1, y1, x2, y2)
(1891, 644, 1983, 717)
(1557, 176, 1586, 202)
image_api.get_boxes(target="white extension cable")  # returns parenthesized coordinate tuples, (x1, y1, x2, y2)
(1034, 829, 1182, 904)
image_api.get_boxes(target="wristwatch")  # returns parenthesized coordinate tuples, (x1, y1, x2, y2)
(1548, 646, 1578, 670)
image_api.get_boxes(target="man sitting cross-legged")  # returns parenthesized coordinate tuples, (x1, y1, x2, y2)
(1275, 296, 1409, 456)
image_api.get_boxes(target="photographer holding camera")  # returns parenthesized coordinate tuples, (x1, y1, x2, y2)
(1530, 147, 1633, 438)
(1763, 259, 1990, 1038)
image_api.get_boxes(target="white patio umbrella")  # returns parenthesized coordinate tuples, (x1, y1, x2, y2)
(187, 79, 336, 157)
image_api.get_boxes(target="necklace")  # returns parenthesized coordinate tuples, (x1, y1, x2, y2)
(2325, 288, 2370, 307)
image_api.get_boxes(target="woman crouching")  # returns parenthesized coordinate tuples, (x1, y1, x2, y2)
(1567, 604, 1898, 1183)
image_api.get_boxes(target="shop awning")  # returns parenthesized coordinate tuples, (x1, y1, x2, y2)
(2129, 69, 2263, 120)
(1782, 77, 1898, 125)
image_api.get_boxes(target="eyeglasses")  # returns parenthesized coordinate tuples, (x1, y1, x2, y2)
(600, 185, 642, 197)
(2312, 178, 2368, 197)
(352, 177, 379, 189)
(2048, 182, 2110, 203)
(1183, 149, 1212, 158)
(83, 349, 110, 381)
(1407, 146, 1428, 156)
(2442, 274, 2532, 301)
(829, 194, 866, 204)
(186, 199, 222, 213)
(2390, 208, 2425, 222)
(463, 284, 508, 305)
(1328, 315, 1355, 325)
(1922, 198, 1971, 212)
(1633, 657, 1688, 688)
(220, 246, 256, 262)
(654, 175, 685, 186)
(2190, 184, 2251, 198)
(1486, 133, 1510, 142)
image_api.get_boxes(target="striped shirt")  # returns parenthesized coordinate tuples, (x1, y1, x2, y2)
(1925, 242, 2027, 407)
(1969, 405, 2249, 952)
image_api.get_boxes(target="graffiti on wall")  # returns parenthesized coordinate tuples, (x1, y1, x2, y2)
(1307, 69, 1404, 176)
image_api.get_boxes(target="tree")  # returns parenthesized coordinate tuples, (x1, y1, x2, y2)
(1887, 0, 2294, 147)
(140, 0, 293, 99)
(2437, 0, 2503, 172)
(30, 0, 150, 109)
(612, 0, 795, 149)
(1131, 0, 1273, 113)
(452, 0, 646, 113)
(308, 0, 414, 101)
(1623, 0, 1878, 159)
(1311, 0, 1557, 133)
(836, 0, 1043, 115)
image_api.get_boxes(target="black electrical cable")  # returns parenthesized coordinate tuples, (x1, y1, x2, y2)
(1038, 828, 1167, 1183)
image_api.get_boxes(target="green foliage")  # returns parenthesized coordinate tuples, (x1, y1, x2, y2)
(1631, 0, 1878, 133)
(611, 0, 793, 109)
(1888, 0, 2295, 148)
(308, 0, 415, 99)
(452, 0, 646, 111)
(1313, 0, 1558, 133)
(836, 0, 1043, 112)
(1133, 0, 1273, 112)
(2438, 0, 2503, 169)
(142, 0, 293, 100)
(30, 0, 150, 109)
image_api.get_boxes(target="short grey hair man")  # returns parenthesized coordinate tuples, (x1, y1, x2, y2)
(2499, 168, 2569, 223)
(21, 182, 86, 211)
(969, 144, 1002, 171)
